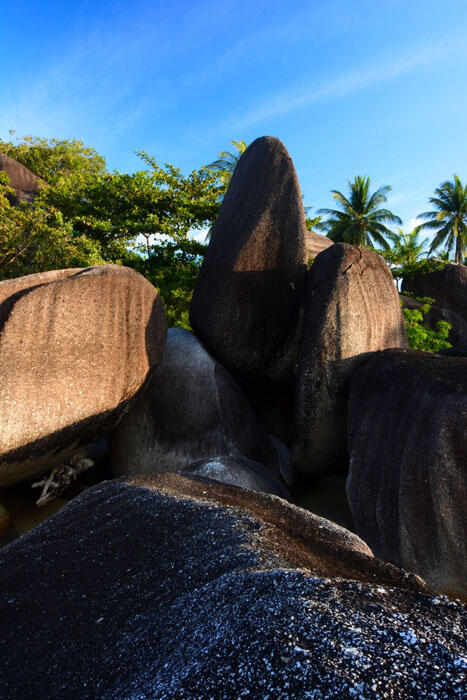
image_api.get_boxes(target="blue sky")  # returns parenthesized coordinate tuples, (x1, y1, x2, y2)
(1, 0, 467, 232)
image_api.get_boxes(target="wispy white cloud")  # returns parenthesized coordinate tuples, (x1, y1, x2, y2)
(403, 216, 424, 233)
(215, 34, 467, 133)
(0, 0, 364, 145)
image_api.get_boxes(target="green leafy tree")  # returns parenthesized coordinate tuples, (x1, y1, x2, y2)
(304, 206, 323, 231)
(42, 152, 224, 327)
(317, 175, 402, 249)
(416, 175, 467, 263)
(0, 132, 106, 184)
(131, 237, 207, 328)
(375, 228, 429, 286)
(42, 152, 224, 254)
(0, 134, 226, 327)
(206, 139, 248, 185)
(402, 294, 451, 352)
(0, 172, 103, 279)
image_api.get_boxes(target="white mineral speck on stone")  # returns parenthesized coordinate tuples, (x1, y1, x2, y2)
(399, 629, 418, 645)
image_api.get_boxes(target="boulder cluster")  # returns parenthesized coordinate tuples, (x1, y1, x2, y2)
(0, 138, 465, 698)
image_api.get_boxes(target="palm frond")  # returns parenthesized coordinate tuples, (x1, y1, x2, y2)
(370, 209, 403, 225)
(330, 190, 356, 215)
(368, 229, 390, 250)
(366, 185, 391, 211)
(428, 221, 454, 254)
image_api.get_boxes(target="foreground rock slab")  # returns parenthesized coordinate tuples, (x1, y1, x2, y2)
(347, 348, 467, 601)
(292, 244, 408, 479)
(190, 135, 307, 380)
(1, 475, 465, 699)
(111, 328, 278, 476)
(0, 266, 166, 487)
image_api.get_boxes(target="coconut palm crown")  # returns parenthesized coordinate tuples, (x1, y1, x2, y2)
(206, 140, 248, 185)
(317, 175, 402, 250)
(416, 175, 467, 264)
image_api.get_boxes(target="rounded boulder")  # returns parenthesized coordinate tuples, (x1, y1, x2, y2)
(110, 328, 279, 476)
(292, 244, 408, 479)
(0, 265, 166, 487)
(346, 348, 467, 600)
(181, 455, 291, 500)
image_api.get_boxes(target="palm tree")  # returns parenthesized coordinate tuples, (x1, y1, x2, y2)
(386, 228, 429, 265)
(383, 228, 429, 289)
(317, 175, 402, 249)
(206, 140, 248, 185)
(416, 175, 467, 264)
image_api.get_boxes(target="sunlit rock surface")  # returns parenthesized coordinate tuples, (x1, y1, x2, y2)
(292, 244, 408, 479)
(0, 266, 166, 487)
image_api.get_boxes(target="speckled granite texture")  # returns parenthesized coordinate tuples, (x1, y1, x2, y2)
(0, 476, 465, 699)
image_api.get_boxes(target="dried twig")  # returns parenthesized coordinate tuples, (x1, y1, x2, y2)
(31, 455, 94, 506)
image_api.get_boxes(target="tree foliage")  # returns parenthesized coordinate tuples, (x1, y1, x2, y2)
(0, 172, 104, 278)
(402, 295, 451, 353)
(0, 135, 226, 328)
(317, 175, 402, 249)
(206, 139, 247, 185)
(0, 132, 106, 184)
(416, 175, 467, 264)
(373, 228, 446, 287)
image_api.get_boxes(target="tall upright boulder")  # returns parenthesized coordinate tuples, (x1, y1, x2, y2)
(0, 153, 46, 203)
(292, 244, 408, 479)
(346, 348, 467, 601)
(190, 136, 307, 380)
(0, 266, 166, 487)
(110, 329, 279, 476)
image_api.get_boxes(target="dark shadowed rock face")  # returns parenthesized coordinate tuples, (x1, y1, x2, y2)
(0, 266, 166, 487)
(292, 244, 408, 480)
(110, 328, 278, 476)
(181, 455, 291, 500)
(190, 136, 307, 380)
(438, 344, 467, 357)
(402, 262, 467, 325)
(0, 475, 465, 699)
(305, 229, 333, 261)
(0, 153, 46, 203)
(347, 348, 467, 601)
(233, 371, 296, 442)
